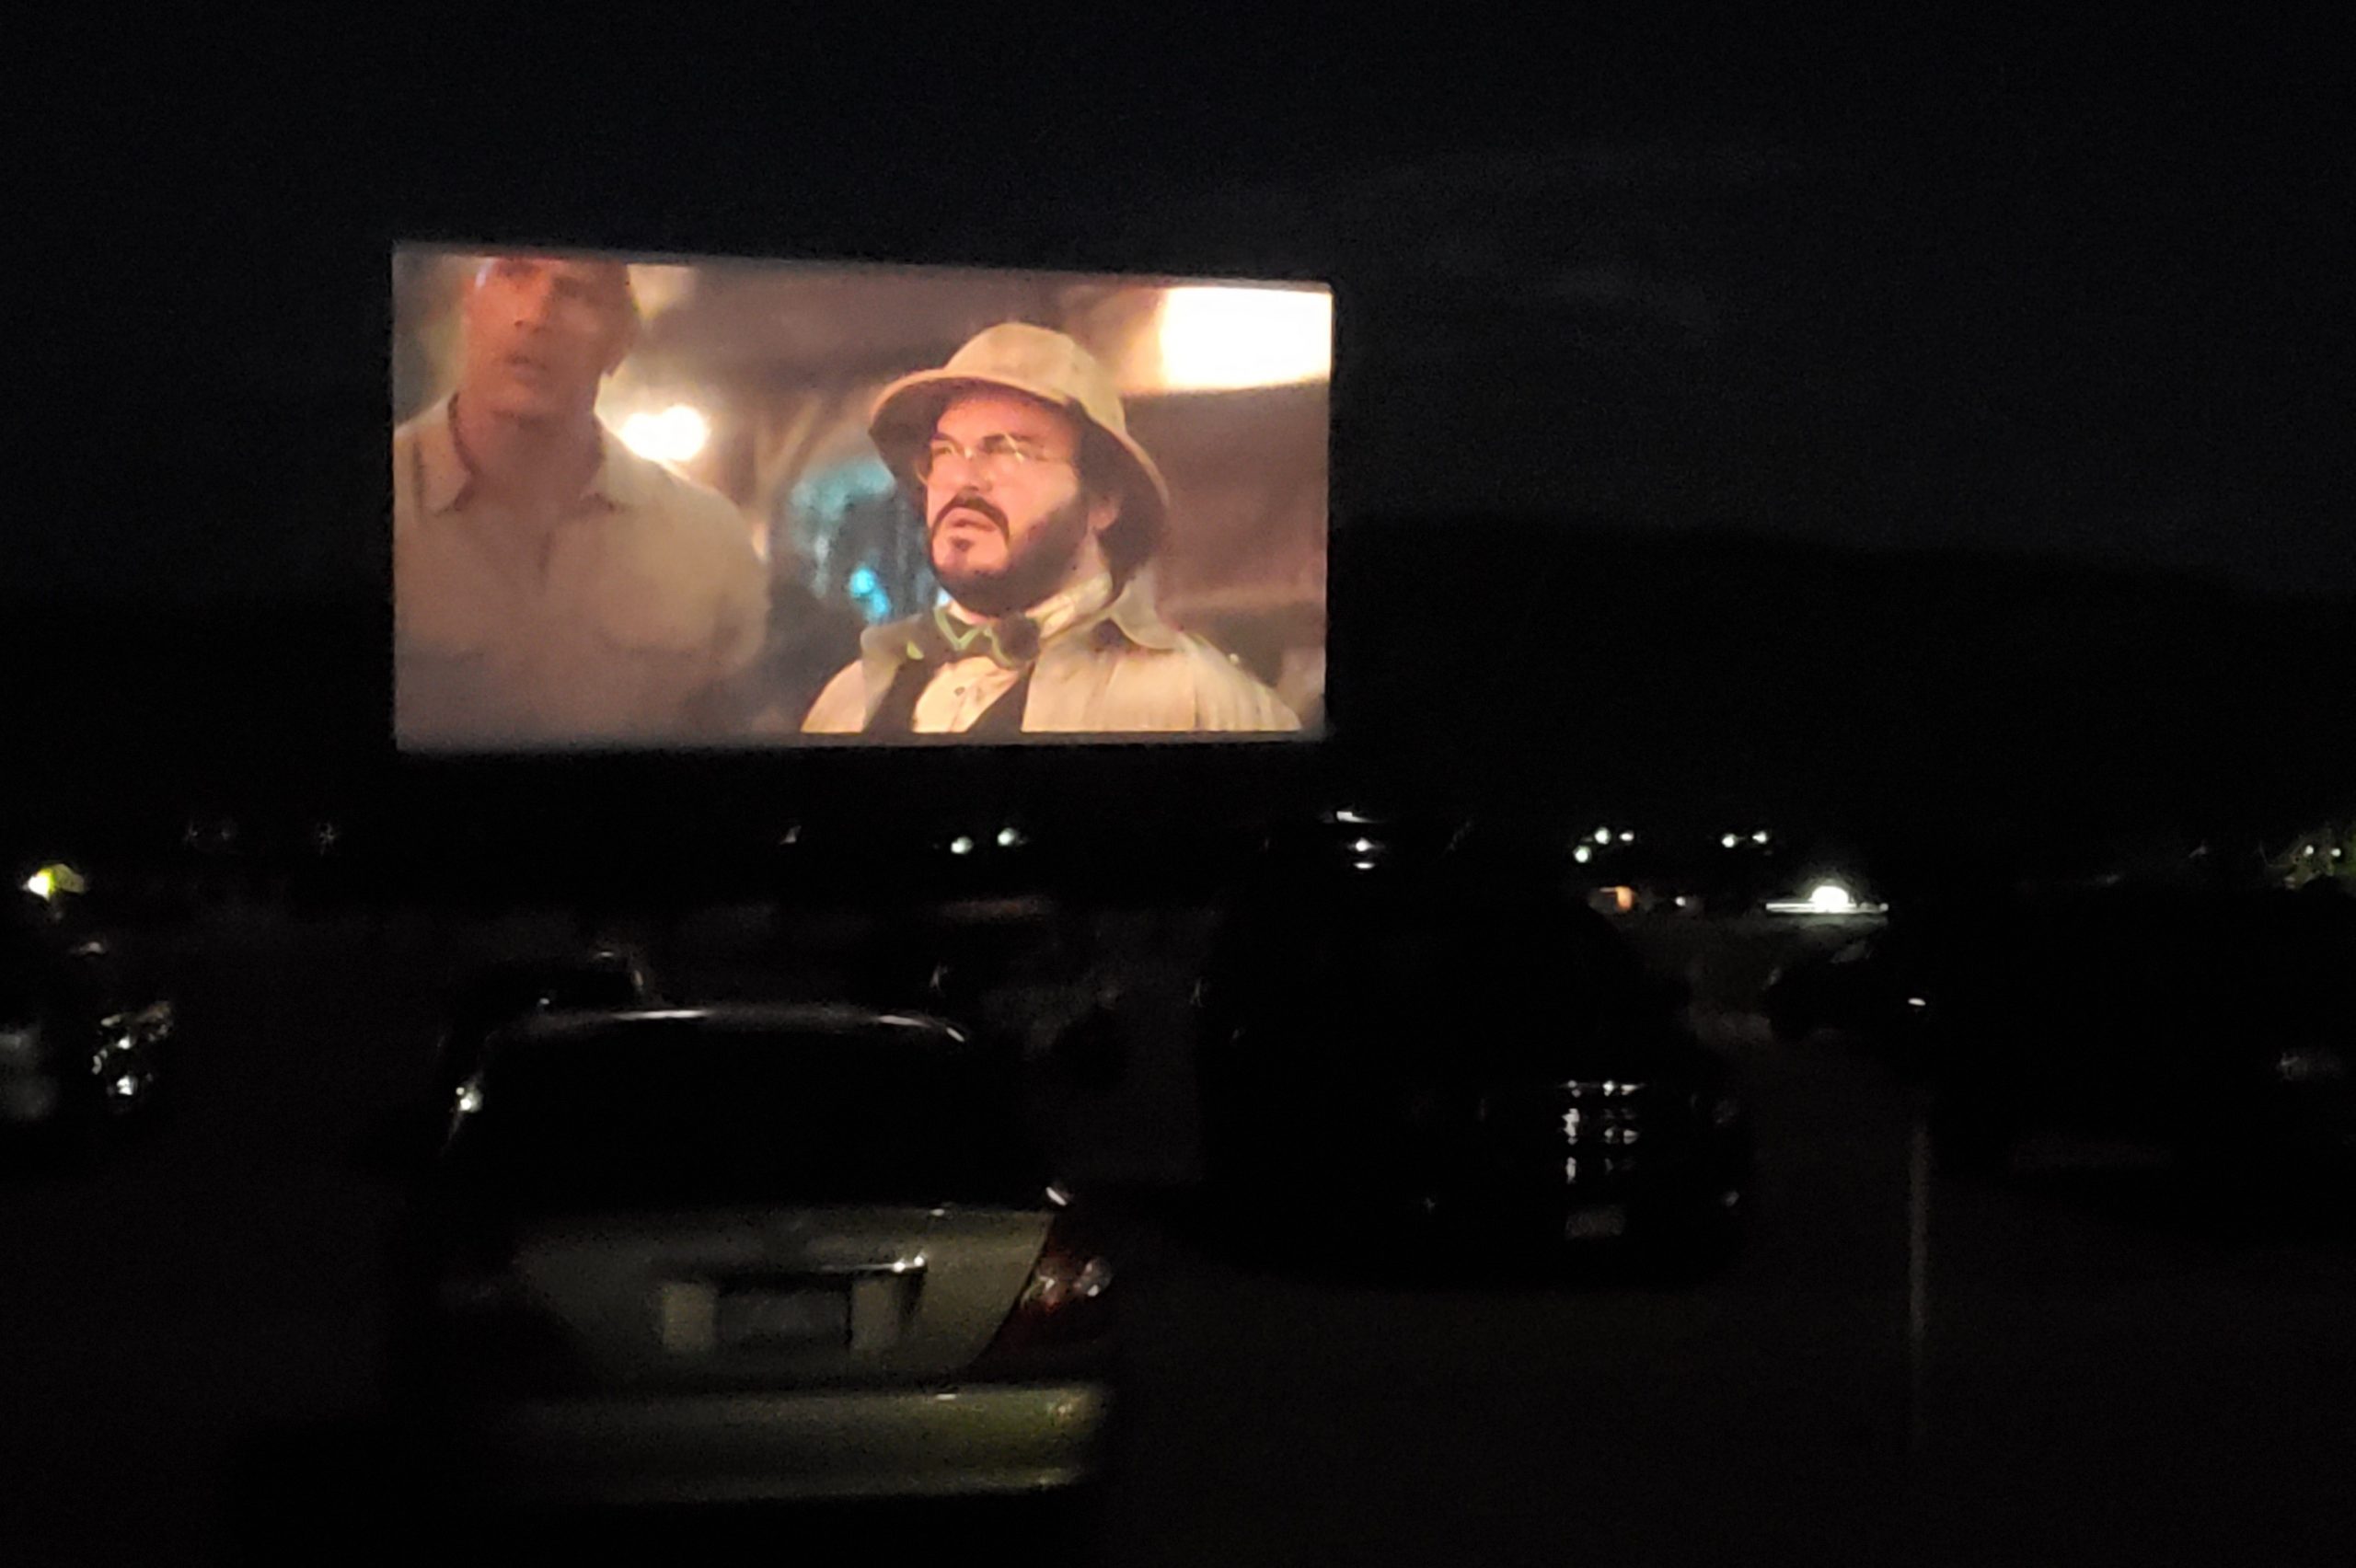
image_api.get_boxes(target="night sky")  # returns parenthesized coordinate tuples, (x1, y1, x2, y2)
(17, 23, 2348, 604)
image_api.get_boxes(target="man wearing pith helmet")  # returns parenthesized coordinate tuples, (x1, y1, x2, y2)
(802, 322, 1299, 735)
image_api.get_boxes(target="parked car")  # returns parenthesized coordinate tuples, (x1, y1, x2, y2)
(427, 947, 654, 1112)
(1195, 816, 1752, 1277)
(2, 872, 176, 1164)
(1761, 922, 1944, 1068)
(1921, 884, 2355, 1185)
(381, 1002, 1118, 1514)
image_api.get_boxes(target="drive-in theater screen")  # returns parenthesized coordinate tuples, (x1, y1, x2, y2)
(391, 247, 1331, 750)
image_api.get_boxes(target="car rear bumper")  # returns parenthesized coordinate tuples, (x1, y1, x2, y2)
(426, 1382, 1114, 1505)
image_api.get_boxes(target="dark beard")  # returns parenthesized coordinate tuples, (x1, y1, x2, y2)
(931, 492, 1092, 618)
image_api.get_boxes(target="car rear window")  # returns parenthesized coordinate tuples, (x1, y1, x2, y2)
(445, 1020, 1049, 1212)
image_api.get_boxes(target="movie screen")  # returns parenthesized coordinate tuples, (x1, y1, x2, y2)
(392, 247, 1330, 749)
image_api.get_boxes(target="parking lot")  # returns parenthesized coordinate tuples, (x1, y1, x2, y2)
(4, 904, 2350, 1565)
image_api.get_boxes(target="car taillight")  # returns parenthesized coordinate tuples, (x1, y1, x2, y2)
(976, 1214, 1115, 1366)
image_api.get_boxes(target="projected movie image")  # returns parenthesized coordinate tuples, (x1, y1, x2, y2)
(391, 248, 1330, 748)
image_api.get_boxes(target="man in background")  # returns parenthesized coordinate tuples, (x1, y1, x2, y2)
(394, 253, 768, 746)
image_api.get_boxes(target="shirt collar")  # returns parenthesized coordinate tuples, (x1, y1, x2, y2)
(942, 573, 1114, 649)
(418, 394, 638, 516)
(864, 571, 1184, 663)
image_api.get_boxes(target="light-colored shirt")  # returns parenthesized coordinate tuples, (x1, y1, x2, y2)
(912, 576, 1114, 733)
(394, 397, 768, 747)
(803, 571, 1301, 737)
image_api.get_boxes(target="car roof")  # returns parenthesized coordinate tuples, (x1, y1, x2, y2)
(483, 1002, 976, 1055)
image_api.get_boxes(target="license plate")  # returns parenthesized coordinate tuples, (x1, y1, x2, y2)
(1564, 1205, 1629, 1241)
(715, 1286, 850, 1350)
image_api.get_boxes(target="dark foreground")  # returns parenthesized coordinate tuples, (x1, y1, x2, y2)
(3, 905, 2350, 1566)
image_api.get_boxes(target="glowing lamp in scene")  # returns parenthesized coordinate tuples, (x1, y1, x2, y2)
(1765, 880, 1881, 916)
(1721, 835, 1742, 849)
(22, 863, 86, 903)
(1153, 287, 1332, 391)
(618, 404, 711, 464)
(1574, 845, 1594, 865)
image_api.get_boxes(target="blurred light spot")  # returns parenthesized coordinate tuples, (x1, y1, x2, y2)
(618, 404, 710, 463)
(1155, 287, 1332, 390)
(948, 836, 975, 857)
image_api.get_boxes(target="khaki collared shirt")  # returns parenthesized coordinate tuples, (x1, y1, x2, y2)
(394, 398, 768, 746)
(913, 575, 1115, 733)
(803, 574, 1302, 736)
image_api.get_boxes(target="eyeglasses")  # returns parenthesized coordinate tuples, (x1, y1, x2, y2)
(916, 433, 1078, 484)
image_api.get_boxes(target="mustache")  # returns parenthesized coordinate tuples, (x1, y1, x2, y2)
(930, 491, 1008, 536)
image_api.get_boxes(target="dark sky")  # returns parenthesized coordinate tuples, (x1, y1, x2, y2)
(18, 20, 2349, 602)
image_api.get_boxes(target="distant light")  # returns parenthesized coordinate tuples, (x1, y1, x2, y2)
(1611, 885, 1635, 913)
(997, 826, 1023, 848)
(1673, 896, 1690, 909)
(1618, 832, 1636, 845)
(1807, 882, 1857, 913)
(1753, 831, 1771, 845)
(1155, 286, 1332, 391)
(1595, 829, 1613, 845)
(2302, 845, 2317, 858)
(618, 403, 710, 463)
(1351, 858, 1379, 872)
(109, 1074, 141, 1101)
(455, 1081, 484, 1116)
(1906, 997, 1928, 1009)
(1334, 809, 1373, 824)
(1350, 837, 1376, 854)
(22, 862, 85, 902)
(2335, 847, 2345, 859)
(948, 836, 976, 857)
(2274, 1047, 2347, 1085)
(1574, 845, 1594, 865)
(1721, 834, 1742, 850)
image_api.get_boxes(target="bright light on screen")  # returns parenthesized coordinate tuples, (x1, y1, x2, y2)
(390, 247, 1330, 752)
(618, 404, 711, 464)
(1155, 287, 1334, 391)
